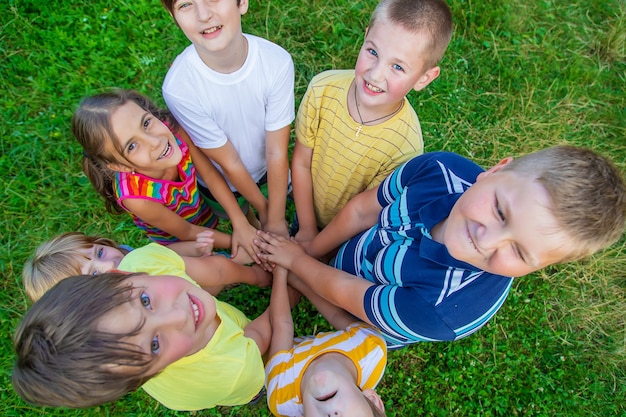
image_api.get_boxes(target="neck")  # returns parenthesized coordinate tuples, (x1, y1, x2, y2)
(351, 80, 403, 126)
(196, 34, 248, 74)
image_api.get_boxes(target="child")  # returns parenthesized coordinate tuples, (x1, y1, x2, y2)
(160, 0, 294, 238)
(13, 243, 273, 410)
(74, 89, 260, 263)
(22, 231, 268, 301)
(256, 145, 626, 349)
(292, 0, 453, 241)
(265, 257, 387, 416)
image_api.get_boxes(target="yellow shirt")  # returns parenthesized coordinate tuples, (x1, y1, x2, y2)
(119, 244, 265, 410)
(295, 69, 423, 227)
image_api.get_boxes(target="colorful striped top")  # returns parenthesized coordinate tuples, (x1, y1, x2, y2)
(265, 322, 387, 417)
(114, 136, 216, 244)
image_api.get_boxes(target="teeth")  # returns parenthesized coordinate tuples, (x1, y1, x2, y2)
(192, 302, 199, 323)
(159, 142, 170, 159)
(202, 25, 222, 34)
(366, 82, 383, 93)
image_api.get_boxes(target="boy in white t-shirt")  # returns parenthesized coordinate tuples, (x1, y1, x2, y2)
(161, 0, 294, 241)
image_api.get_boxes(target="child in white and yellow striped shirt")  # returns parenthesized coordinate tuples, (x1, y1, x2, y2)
(264, 270, 387, 417)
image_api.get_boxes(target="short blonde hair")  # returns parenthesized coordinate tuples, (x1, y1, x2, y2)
(503, 145, 626, 261)
(22, 232, 122, 301)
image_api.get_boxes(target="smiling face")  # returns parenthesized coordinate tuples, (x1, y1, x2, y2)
(106, 101, 182, 178)
(96, 274, 219, 374)
(171, 0, 248, 64)
(78, 244, 125, 276)
(353, 16, 439, 114)
(432, 158, 575, 277)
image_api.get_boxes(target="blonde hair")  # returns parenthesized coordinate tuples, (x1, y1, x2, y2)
(22, 232, 125, 301)
(503, 145, 626, 261)
(369, 0, 453, 69)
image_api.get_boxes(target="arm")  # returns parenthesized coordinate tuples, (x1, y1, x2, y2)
(178, 129, 261, 263)
(267, 267, 294, 358)
(255, 231, 373, 326)
(181, 254, 271, 295)
(306, 186, 382, 258)
(263, 125, 291, 237)
(200, 143, 269, 224)
(123, 198, 232, 248)
(291, 140, 318, 243)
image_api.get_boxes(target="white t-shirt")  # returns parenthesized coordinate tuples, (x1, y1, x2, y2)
(163, 34, 295, 189)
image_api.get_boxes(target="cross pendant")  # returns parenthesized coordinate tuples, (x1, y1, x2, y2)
(356, 125, 363, 137)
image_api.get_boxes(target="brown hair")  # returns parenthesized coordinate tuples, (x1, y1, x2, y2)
(160, 0, 241, 16)
(503, 145, 626, 261)
(72, 89, 177, 214)
(369, 0, 453, 69)
(12, 272, 158, 408)
(22, 232, 129, 301)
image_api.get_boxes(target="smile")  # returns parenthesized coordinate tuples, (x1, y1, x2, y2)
(201, 25, 222, 35)
(365, 81, 383, 93)
(157, 142, 171, 160)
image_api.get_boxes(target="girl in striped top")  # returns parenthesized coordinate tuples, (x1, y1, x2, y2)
(265, 268, 387, 417)
(73, 89, 261, 264)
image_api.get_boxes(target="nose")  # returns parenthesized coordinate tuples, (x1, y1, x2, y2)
(369, 60, 384, 83)
(475, 223, 509, 251)
(92, 259, 116, 274)
(196, 1, 213, 21)
(156, 303, 187, 330)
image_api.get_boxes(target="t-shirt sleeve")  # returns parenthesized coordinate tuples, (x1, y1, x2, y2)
(265, 52, 295, 132)
(294, 77, 318, 149)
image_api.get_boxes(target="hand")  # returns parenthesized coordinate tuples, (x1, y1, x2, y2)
(254, 230, 306, 270)
(230, 221, 262, 265)
(195, 231, 215, 256)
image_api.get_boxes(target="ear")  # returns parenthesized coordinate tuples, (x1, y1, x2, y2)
(475, 156, 514, 181)
(363, 388, 385, 412)
(239, 0, 249, 15)
(412, 66, 441, 92)
(106, 162, 134, 173)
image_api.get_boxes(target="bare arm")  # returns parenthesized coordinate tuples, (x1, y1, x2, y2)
(177, 130, 261, 263)
(306, 186, 382, 259)
(201, 142, 269, 224)
(264, 126, 291, 237)
(181, 254, 271, 295)
(123, 198, 232, 248)
(291, 140, 318, 242)
(255, 231, 373, 326)
(268, 266, 295, 358)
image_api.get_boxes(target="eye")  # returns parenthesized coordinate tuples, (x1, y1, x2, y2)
(495, 199, 505, 221)
(140, 292, 152, 309)
(177, 1, 191, 10)
(150, 336, 160, 355)
(392, 63, 404, 72)
(127, 142, 137, 152)
(91, 269, 100, 276)
(96, 247, 104, 259)
(367, 48, 378, 58)
(143, 117, 151, 130)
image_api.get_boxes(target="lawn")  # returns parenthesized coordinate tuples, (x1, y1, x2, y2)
(1, 0, 625, 416)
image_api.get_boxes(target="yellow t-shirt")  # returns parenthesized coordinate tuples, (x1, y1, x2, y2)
(118, 243, 265, 410)
(295, 69, 423, 227)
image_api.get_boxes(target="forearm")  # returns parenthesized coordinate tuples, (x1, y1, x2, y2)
(291, 144, 317, 236)
(265, 128, 290, 234)
(269, 267, 295, 355)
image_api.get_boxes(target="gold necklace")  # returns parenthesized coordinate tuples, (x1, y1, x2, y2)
(353, 82, 403, 137)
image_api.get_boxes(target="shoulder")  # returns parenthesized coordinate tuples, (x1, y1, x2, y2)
(246, 33, 292, 62)
(309, 69, 353, 88)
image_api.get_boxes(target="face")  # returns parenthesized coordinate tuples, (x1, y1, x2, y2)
(78, 244, 125, 276)
(301, 370, 378, 417)
(107, 101, 182, 177)
(171, 0, 248, 59)
(354, 17, 438, 110)
(97, 274, 219, 374)
(434, 159, 575, 277)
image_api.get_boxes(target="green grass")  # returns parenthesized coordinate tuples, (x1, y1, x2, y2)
(1, 0, 625, 415)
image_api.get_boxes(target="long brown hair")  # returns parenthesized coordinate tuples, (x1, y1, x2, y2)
(72, 89, 178, 214)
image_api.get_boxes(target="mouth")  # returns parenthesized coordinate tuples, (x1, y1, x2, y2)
(364, 80, 384, 93)
(189, 294, 203, 330)
(201, 25, 222, 35)
(157, 142, 171, 160)
(467, 226, 480, 254)
(315, 391, 337, 402)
